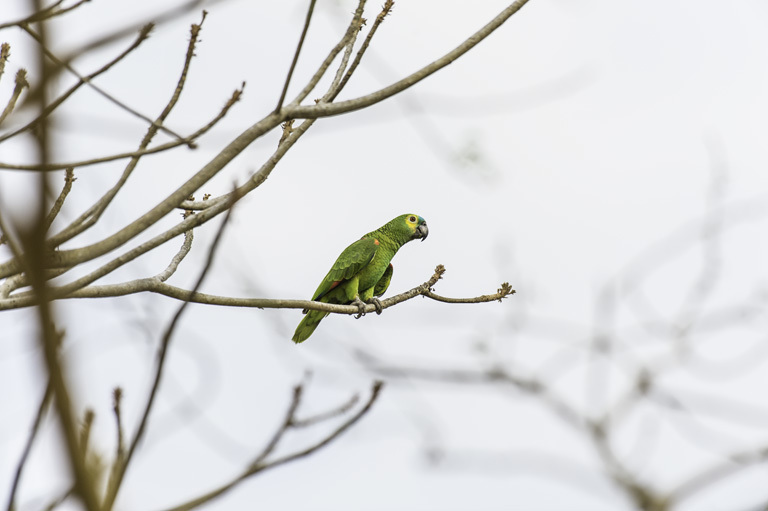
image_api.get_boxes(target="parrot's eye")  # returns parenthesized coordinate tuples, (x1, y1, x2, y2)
(409, 215, 417, 223)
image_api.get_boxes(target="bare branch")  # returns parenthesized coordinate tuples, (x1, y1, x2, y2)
(274, 0, 317, 113)
(424, 282, 515, 304)
(0, 108, 283, 281)
(287, 0, 531, 119)
(0, 264, 514, 315)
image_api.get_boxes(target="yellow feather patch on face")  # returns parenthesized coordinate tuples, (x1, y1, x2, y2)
(405, 214, 419, 228)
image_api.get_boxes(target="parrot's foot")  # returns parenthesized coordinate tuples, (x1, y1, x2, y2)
(367, 297, 383, 315)
(351, 297, 367, 319)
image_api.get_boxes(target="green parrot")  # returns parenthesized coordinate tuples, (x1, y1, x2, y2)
(292, 213, 429, 343)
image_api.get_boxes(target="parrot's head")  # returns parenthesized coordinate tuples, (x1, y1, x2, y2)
(403, 213, 429, 242)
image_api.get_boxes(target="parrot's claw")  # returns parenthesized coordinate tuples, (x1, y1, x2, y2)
(367, 297, 383, 315)
(351, 297, 367, 319)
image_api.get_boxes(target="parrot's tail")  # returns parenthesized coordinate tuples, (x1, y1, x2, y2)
(292, 310, 328, 343)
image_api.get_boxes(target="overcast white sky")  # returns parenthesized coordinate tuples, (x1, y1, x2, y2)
(3, 1, 768, 510)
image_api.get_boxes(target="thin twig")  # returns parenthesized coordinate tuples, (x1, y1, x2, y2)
(5, 382, 52, 511)
(113, 388, 125, 460)
(274, 0, 317, 113)
(292, 392, 360, 428)
(0, 268, 67, 299)
(0, 69, 29, 126)
(250, 385, 304, 467)
(154, 228, 193, 282)
(423, 282, 515, 304)
(0, 0, 90, 30)
(104, 388, 126, 507)
(43, 168, 75, 232)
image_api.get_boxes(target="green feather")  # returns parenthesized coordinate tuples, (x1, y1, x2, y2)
(373, 264, 393, 297)
(292, 214, 428, 344)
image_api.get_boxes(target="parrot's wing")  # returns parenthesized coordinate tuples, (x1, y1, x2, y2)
(373, 263, 393, 297)
(312, 237, 379, 301)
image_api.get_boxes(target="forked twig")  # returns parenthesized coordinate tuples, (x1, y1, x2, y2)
(287, 0, 532, 119)
(158, 381, 384, 511)
(331, 0, 394, 100)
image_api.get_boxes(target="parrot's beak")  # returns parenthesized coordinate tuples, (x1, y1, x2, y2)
(414, 222, 429, 242)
